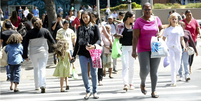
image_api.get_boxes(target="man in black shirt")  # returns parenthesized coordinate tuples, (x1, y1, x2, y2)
(51, 14, 63, 64)
(0, 21, 18, 81)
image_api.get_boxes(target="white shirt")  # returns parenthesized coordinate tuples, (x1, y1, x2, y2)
(56, 28, 76, 51)
(24, 9, 29, 17)
(109, 23, 116, 35)
(163, 26, 184, 51)
(111, 13, 118, 19)
(106, 8, 110, 14)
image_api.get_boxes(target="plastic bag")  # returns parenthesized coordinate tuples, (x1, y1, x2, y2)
(163, 57, 170, 68)
(0, 46, 8, 67)
(112, 38, 122, 59)
(151, 36, 169, 58)
(72, 67, 79, 79)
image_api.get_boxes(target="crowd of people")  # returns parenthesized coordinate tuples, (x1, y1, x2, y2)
(0, 2, 201, 100)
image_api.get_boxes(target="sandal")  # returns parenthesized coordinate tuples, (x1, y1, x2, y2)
(93, 93, 99, 99)
(109, 76, 113, 79)
(14, 89, 19, 92)
(140, 85, 147, 95)
(84, 93, 92, 100)
(66, 85, 69, 90)
(151, 92, 159, 98)
(10, 86, 13, 90)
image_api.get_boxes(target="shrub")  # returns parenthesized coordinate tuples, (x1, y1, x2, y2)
(186, 3, 201, 8)
(154, 3, 167, 9)
(171, 3, 181, 9)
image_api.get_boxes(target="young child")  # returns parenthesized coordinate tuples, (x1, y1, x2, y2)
(102, 25, 113, 78)
(162, 13, 187, 87)
(5, 33, 23, 92)
(53, 39, 72, 92)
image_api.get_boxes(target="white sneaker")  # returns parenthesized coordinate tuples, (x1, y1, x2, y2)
(179, 77, 183, 81)
(171, 83, 177, 87)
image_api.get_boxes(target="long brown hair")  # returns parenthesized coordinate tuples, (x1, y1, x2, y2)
(54, 39, 69, 61)
(10, 11, 18, 24)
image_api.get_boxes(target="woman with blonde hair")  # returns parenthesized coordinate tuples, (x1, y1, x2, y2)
(162, 13, 187, 87)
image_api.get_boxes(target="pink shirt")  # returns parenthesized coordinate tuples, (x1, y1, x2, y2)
(133, 16, 162, 53)
(72, 17, 80, 29)
(10, 16, 21, 27)
(184, 19, 200, 42)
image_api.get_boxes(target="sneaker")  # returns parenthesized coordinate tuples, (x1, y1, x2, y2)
(186, 77, 191, 82)
(40, 87, 45, 93)
(179, 77, 183, 81)
(113, 69, 118, 72)
(171, 83, 177, 87)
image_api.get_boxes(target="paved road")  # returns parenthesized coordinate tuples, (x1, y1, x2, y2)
(0, 70, 201, 101)
(0, 40, 201, 101)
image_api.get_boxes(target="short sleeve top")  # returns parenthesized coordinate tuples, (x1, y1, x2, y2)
(184, 19, 200, 42)
(133, 16, 162, 53)
(163, 26, 184, 50)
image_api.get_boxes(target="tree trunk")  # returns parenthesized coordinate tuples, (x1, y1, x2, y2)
(44, 0, 57, 53)
(44, 0, 57, 32)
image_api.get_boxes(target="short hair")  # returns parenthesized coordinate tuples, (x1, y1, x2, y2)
(105, 24, 111, 30)
(172, 10, 175, 13)
(57, 14, 62, 18)
(6, 33, 23, 44)
(185, 10, 191, 15)
(142, 2, 152, 9)
(63, 20, 69, 25)
(32, 17, 42, 29)
(119, 12, 124, 16)
(27, 13, 33, 21)
(169, 11, 172, 14)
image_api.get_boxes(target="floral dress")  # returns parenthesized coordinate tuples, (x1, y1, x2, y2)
(53, 52, 70, 77)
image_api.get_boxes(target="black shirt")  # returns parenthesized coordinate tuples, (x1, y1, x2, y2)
(51, 21, 63, 40)
(1, 29, 18, 47)
(73, 25, 101, 58)
(120, 26, 133, 46)
(23, 28, 56, 59)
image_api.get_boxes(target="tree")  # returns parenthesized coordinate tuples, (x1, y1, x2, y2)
(44, 0, 57, 31)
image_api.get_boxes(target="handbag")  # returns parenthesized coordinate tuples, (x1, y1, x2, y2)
(187, 46, 195, 55)
(0, 46, 8, 67)
(112, 38, 122, 59)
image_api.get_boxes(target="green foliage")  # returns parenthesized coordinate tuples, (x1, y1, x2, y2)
(186, 3, 201, 8)
(153, 3, 167, 9)
(171, 3, 181, 9)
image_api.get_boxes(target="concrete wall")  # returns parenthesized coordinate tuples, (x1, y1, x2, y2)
(133, 8, 201, 24)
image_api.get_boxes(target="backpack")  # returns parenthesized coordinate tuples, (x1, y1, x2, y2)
(17, 23, 27, 37)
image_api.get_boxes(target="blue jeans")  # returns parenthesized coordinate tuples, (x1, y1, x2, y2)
(179, 51, 189, 78)
(9, 65, 21, 84)
(6, 65, 10, 79)
(79, 55, 98, 94)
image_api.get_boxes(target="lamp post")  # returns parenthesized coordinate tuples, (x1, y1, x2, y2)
(96, 0, 100, 19)
(128, 0, 132, 12)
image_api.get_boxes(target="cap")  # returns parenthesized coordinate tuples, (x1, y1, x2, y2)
(5, 21, 12, 28)
(108, 15, 113, 19)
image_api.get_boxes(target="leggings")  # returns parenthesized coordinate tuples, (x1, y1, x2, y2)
(189, 41, 197, 67)
(138, 51, 161, 92)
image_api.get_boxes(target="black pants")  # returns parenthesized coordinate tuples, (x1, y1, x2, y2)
(189, 41, 197, 67)
(98, 48, 104, 81)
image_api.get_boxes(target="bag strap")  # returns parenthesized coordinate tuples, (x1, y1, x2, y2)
(154, 16, 159, 34)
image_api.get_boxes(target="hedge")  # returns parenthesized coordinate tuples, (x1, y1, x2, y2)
(100, 2, 141, 13)
(186, 3, 201, 8)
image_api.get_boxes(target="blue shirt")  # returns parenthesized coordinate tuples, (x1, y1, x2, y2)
(5, 44, 23, 65)
(33, 9, 39, 17)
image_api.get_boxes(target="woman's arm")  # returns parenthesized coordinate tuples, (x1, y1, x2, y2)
(132, 29, 140, 59)
(188, 32, 198, 56)
(72, 27, 80, 58)
(181, 37, 187, 52)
